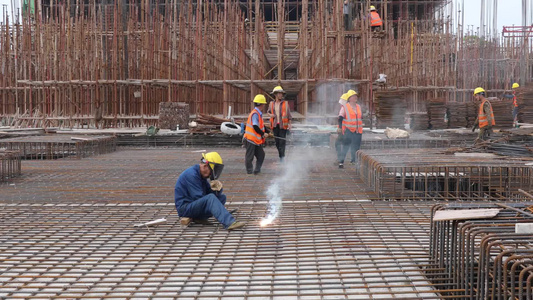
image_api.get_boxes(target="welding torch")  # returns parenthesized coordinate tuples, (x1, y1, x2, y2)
(266, 133, 291, 141)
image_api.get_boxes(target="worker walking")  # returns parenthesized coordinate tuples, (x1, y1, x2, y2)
(472, 87, 495, 142)
(244, 94, 271, 174)
(337, 90, 363, 168)
(174, 152, 245, 230)
(267, 86, 292, 162)
(512, 83, 520, 128)
(369, 6, 382, 32)
(335, 92, 352, 164)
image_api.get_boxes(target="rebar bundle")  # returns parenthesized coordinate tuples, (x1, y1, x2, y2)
(429, 203, 533, 299)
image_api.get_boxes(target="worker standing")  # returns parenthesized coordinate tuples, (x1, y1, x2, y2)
(267, 86, 292, 162)
(174, 152, 245, 230)
(244, 94, 270, 174)
(512, 82, 520, 128)
(337, 90, 363, 169)
(369, 6, 382, 32)
(343, 0, 351, 31)
(472, 87, 495, 142)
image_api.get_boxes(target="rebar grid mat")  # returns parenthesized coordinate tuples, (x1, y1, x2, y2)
(360, 139, 457, 150)
(357, 149, 533, 200)
(0, 136, 117, 160)
(0, 150, 21, 182)
(429, 203, 533, 300)
(0, 201, 462, 299)
(0, 148, 376, 203)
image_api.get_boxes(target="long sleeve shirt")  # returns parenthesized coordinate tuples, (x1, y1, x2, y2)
(174, 164, 226, 215)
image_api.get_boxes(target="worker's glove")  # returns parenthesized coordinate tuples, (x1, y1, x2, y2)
(210, 180, 223, 192)
(266, 132, 274, 139)
(336, 128, 342, 134)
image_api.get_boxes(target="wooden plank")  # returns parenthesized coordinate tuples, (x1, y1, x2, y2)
(433, 209, 501, 222)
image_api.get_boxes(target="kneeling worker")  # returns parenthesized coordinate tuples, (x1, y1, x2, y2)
(174, 152, 245, 230)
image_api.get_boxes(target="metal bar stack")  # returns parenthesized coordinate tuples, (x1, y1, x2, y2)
(373, 91, 408, 129)
(429, 203, 533, 299)
(357, 149, 533, 200)
(0, 150, 21, 182)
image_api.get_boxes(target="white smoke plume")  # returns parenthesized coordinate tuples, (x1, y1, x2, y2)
(260, 146, 318, 227)
(260, 82, 352, 226)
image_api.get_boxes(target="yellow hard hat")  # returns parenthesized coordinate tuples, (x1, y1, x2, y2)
(271, 86, 285, 94)
(473, 87, 485, 95)
(340, 93, 349, 101)
(346, 89, 358, 99)
(370, 5, 376, 11)
(202, 152, 224, 180)
(253, 94, 267, 104)
(512, 83, 519, 89)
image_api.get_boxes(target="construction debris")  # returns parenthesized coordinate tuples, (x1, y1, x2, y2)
(134, 218, 167, 227)
(159, 102, 190, 130)
(384, 127, 410, 139)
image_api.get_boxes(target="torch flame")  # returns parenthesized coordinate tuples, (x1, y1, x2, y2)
(260, 218, 274, 227)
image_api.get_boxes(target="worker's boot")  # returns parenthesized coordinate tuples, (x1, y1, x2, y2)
(227, 221, 246, 230)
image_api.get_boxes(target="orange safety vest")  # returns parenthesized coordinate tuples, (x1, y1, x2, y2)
(342, 103, 363, 134)
(244, 108, 265, 145)
(513, 91, 518, 107)
(370, 11, 382, 27)
(269, 101, 290, 130)
(478, 99, 495, 128)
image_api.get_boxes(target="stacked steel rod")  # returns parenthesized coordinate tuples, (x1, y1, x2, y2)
(429, 203, 533, 299)
(357, 149, 533, 200)
(0, 150, 21, 182)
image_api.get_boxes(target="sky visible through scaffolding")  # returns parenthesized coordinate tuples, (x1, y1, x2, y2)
(0, 0, 525, 31)
(457, 0, 523, 35)
(0, 0, 525, 33)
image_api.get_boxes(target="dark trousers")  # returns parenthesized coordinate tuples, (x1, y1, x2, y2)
(337, 131, 362, 163)
(478, 126, 492, 140)
(178, 194, 234, 228)
(335, 134, 355, 162)
(273, 125, 288, 159)
(344, 14, 350, 30)
(245, 140, 265, 174)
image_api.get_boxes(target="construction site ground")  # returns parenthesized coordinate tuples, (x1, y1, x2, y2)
(0, 146, 477, 299)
